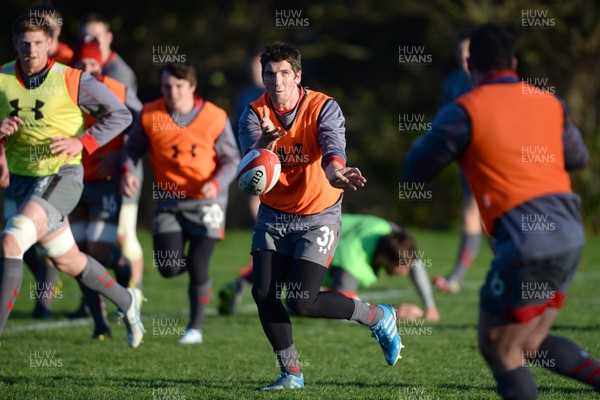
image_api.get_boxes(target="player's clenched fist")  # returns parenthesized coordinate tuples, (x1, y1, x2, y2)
(0, 116, 24, 138)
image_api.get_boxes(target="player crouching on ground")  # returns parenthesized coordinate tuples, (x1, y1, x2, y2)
(219, 213, 440, 321)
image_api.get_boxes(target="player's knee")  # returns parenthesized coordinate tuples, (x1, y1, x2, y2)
(2, 214, 39, 258)
(251, 283, 270, 303)
(286, 297, 316, 317)
(478, 330, 498, 362)
(40, 228, 76, 259)
(155, 257, 186, 278)
(522, 335, 544, 355)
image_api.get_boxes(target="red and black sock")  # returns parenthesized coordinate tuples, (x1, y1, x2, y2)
(535, 335, 600, 390)
(0, 258, 23, 336)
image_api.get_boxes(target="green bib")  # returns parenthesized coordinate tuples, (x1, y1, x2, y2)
(0, 61, 84, 176)
(328, 214, 393, 288)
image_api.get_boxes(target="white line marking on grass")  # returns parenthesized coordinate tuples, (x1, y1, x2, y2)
(7, 276, 599, 335)
(4, 318, 92, 335)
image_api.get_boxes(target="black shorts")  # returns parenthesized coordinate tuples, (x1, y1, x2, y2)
(480, 246, 581, 323)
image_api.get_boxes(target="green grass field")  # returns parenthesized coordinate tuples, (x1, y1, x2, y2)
(1, 228, 599, 399)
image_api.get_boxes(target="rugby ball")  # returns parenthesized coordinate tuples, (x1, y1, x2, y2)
(236, 149, 281, 195)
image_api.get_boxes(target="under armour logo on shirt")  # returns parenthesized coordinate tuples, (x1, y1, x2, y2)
(9, 99, 45, 120)
(171, 144, 198, 158)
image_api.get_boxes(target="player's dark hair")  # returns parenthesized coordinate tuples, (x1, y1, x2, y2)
(80, 13, 111, 32)
(372, 229, 417, 274)
(12, 14, 52, 40)
(159, 64, 197, 88)
(260, 42, 302, 75)
(469, 24, 514, 73)
(456, 28, 474, 44)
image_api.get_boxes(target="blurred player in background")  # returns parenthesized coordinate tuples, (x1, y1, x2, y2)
(80, 13, 137, 93)
(29, 2, 73, 65)
(238, 42, 400, 391)
(218, 47, 265, 310)
(0, 15, 144, 348)
(81, 13, 145, 290)
(432, 28, 483, 294)
(219, 213, 440, 322)
(122, 63, 239, 345)
(403, 24, 599, 399)
(70, 37, 143, 340)
(233, 47, 265, 218)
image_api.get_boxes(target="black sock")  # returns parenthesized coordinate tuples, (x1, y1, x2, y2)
(0, 258, 24, 336)
(79, 281, 110, 332)
(494, 367, 537, 400)
(38, 260, 58, 312)
(534, 335, 600, 390)
(107, 247, 131, 287)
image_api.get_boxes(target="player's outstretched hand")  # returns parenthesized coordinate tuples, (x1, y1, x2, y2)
(51, 137, 83, 163)
(424, 306, 440, 322)
(121, 172, 140, 199)
(326, 161, 366, 191)
(255, 105, 286, 151)
(0, 116, 24, 138)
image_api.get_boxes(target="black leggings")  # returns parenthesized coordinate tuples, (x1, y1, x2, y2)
(251, 250, 355, 350)
(153, 232, 216, 285)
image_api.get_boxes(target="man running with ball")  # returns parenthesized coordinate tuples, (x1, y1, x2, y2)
(238, 42, 402, 391)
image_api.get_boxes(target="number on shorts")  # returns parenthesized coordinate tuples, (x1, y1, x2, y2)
(102, 194, 118, 213)
(202, 204, 224, 230)
(316, 226, 335, 251)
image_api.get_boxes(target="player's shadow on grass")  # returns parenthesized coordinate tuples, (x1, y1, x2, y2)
(439, 383, 594, 396)
(432, 323, 600, 333)
(311, 379, 409, 389)
(433, 322, 478, 330)
(0, 374, 209, 388)
(5, 310, 78, 320)
(551, 324, 600, 332)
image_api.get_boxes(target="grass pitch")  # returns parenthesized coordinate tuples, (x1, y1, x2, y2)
(1, 228, 598, 399)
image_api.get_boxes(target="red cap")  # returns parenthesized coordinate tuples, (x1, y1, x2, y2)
(72, 36, 102, 65)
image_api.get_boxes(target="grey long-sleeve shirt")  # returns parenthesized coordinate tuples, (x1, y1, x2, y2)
(124, 98, 240, 210)
(103, 51, 138, 96)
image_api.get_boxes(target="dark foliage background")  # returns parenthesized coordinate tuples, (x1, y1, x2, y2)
(2, 0, 598, 232)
